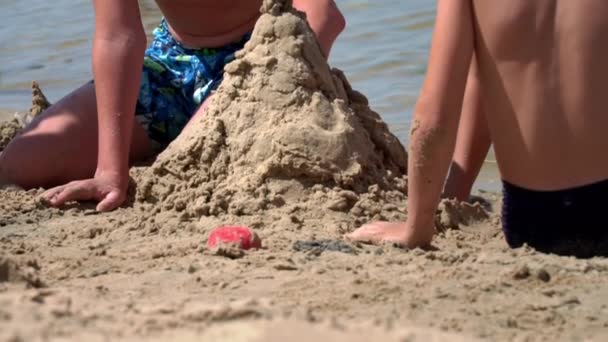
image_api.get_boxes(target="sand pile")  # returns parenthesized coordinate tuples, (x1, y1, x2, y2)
(0, 0, 488, 234)
(436, 199, 490, 231)
(0, 82, 50, 151)
(0, 118, 21, 151)
(29, 81, 52, 117)
(136, 0, 408, 225)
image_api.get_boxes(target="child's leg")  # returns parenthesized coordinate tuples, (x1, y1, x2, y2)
(0, 82, 153, 189)
(443, 58, 492, 201)
(183, 95, 213, 131)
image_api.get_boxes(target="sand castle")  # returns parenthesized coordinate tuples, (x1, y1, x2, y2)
(1, 0, 487, 232)
(135, 0, 408, 223)
(0, 82, 50, 151)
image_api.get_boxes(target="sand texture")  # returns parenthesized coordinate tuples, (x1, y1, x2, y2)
(0, 118, 21, 152)
(135, 0, 407, 222)
(1, 0, 607, 341)
(0, 82, 49, 152)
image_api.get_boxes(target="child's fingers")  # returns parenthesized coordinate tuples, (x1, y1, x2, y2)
(344, 223, 386, 244)
(344, 226, 374, 243)
(40, 185, 68, 204)
(52, 182, 96, 206)
(96, 190, 123, 212)
(39, 180, 124, 211)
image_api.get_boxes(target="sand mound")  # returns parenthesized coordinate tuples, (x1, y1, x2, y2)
(135, 0, 407, 221)
(0, 118, 21, 151)
(0, 82, 50, 151)
(436, 199, 490, 231)
(29, 81, 52, 117)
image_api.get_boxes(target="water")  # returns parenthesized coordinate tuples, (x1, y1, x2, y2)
(0, 0, 500, 192)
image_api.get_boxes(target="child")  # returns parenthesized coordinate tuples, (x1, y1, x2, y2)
(348, 0, 608, 256)
(0, 0, 345, 212)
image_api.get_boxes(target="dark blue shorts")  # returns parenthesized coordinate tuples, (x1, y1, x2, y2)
(502, 180, 608, 257)
(135, 19, 251, 148)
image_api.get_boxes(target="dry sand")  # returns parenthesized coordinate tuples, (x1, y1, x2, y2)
(0, 81, 50, 152)
(1, 0, 608, 340)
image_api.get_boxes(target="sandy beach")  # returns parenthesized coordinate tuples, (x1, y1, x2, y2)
(1, 1, 608, 341)
(2, 185, 607, 341)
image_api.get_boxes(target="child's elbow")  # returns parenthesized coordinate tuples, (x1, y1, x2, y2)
(126, 29, 148, 50)
(95, 26, 147, 49)
(328, 1, 346, 36)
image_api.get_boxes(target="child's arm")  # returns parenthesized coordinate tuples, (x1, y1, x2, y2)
(347, 0, 475, 247)
(45, 0, 146, 212)
(293, 0, 346, 58)
(443, 57, 492, 201)
(93, 0, 146, 192)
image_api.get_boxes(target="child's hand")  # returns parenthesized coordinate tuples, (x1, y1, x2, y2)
(345, 221, 435, 249)
(41, 172, 128, 212)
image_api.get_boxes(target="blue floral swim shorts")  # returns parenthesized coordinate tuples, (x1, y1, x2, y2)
(135, 19, 251, 148)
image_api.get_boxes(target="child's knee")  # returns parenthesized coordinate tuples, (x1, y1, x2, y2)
(0, 136, 45, 188)
(0, 149, 16, 186)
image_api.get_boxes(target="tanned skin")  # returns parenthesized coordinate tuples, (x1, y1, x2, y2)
(0, 0, 345, 212)
(347, 0, 608, 248)
(444, 57, 491, 202)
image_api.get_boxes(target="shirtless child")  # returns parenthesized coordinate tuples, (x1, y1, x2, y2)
(0, 0, 345, 212)
(348, 0, 608, 256)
